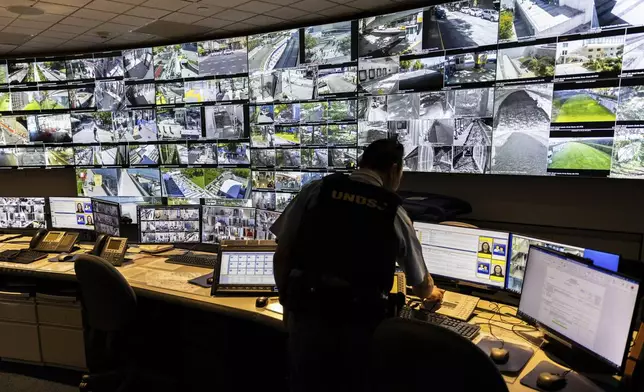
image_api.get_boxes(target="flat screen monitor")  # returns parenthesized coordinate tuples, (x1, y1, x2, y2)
(138, 205, 200, 243)
(414, 222, 509, 289)
(91, 198, 120, 236)
(518, 246, 640, 371)
(49, 197, 94, 230)
(0, 197, 46, 229)
(215, 247, 277, 294)
(507, 234, 620, 294)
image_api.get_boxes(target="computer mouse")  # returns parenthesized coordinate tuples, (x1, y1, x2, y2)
(255, 296, 269, 308)
(206, 277, 214, 285)
(536, 372, 567, 391)
(489, 347, 509, 364)
(57, 254, 75, 262)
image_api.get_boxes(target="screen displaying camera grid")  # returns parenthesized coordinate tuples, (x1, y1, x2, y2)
(0, 0, 641, 218)
(0, 197, 46, 229)
(138, 205, 200, 243)
(92, 198, 121, 236)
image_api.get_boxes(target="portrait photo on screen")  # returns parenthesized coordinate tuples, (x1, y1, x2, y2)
(358, 9, 424, 58)
(76, 168, 119, 197)
(30, 114, 72, 143)
(72, 112, 114, 144)
(251, 148, 275, 167)
(0, 116, 29, 144)
(202, 206, 255, 243)
(204, 104, 246, 139)
(198, 37, 248, 76)
(126, 83, 154, 106)
(358, 56, 400, 95)
(248, 29, 300, 73)
(94, 56, 124, 79)
(35, 60, 66, 82)
(499, 0, 592, 42)
(156, 107, 201, 140)
(69, 86, 95, 109)
(123, 48, 154, 80)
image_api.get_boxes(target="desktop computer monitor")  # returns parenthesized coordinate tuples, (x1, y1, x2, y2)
(138, 205, 201, 243)
(49, 197, 94, 230)
(507, 234, 621, 294)
(414, 222, 510, 289)
(518, 246, 640, 371)
(214, 246, 277, 294)
(91, 198, 121, 236)
(201, 206, 256, 243)
(0, 197, 46, 229)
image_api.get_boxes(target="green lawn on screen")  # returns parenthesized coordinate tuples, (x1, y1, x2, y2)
(553, 95, 616, 122)
(187, 173, 205, 188)
(23, 101, 41, 111)
(549, 142, 612, 170)
(275, 132, 299, 143)
(41, 99, 64, 110)
(0, 95, 10, 111)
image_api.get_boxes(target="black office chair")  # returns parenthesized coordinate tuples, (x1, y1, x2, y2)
(74, 254, 137, 392)
(371, 317, 509, 392)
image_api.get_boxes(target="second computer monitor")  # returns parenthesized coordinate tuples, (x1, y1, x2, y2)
(0, 197, 46, 229)
(414, 222, 509, 289)
(519, 246, 640, 371)
(138, 205, 201, 243)
(92, 198, 121, 236)
(49, 197, 94, 230)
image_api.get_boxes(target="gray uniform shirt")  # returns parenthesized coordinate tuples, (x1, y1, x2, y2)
(270, 169, 433, 288)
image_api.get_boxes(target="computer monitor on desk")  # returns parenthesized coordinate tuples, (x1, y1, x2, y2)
(213, 245, 277, 296)
(91, 198, 121, 236)
(414, 222, 509, 290)
(138, 205, 201, 243)
(0, 197, 46, 229)
(518, 246, 640, 372)
(49, 197, 94, 231)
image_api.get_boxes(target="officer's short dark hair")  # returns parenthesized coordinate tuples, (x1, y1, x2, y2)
(359, 138, 404, 172)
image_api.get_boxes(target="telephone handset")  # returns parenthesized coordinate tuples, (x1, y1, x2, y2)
(31, 229, 79, 253)
(91, 234, 128, 266)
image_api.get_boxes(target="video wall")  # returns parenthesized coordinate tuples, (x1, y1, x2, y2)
(0, 0, 642, 218)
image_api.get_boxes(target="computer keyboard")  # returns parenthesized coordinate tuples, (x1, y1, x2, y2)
(398, 306, 480, 340)
(0, 249, 48, 264)
(166, 253, 218, 268)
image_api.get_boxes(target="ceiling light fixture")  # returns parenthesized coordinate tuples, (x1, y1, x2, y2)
(7, 5, 45, 16)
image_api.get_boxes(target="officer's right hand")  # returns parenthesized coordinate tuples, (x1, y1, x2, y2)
(421, 287, 445, 312)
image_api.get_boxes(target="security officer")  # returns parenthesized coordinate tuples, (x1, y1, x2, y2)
(270, 139, 443, 392)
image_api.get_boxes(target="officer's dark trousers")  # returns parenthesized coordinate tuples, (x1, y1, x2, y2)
(287, 311, 381, 392)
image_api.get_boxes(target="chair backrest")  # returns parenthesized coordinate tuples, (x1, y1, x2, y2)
(74, 254, 137, 332)
(371, 317, 509, 392)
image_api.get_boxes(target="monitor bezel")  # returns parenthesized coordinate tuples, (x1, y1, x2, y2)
(136, 204, 202, 244)
(212, 245, 278, 296)
(517, 245, 641, 373)
(48, 196, 95, 231)
(90, 197, 122, 236)
(413, 221, 510, 292)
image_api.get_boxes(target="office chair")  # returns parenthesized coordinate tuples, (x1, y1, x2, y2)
(74, 254, 138, 392)
(371, 317, 509, 392)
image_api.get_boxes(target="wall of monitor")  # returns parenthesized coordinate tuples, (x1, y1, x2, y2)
(0, 1, 644, 254)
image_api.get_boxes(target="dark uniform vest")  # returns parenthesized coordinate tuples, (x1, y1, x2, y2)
(285, 173, 402, 316)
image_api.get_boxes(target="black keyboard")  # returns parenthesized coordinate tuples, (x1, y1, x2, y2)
(0, 249, 48, 264)
(398, 306, 480, 340)
(166, 253, 217, 268)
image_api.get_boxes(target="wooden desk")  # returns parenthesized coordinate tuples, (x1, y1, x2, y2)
(0, 237, 622, 391)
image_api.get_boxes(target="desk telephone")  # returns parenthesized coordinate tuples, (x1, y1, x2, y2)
(30, 228, 79, 253)
(91, 234, 128, 266)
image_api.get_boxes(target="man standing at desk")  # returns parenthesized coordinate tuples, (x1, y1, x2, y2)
(270, 139, 443, 392)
